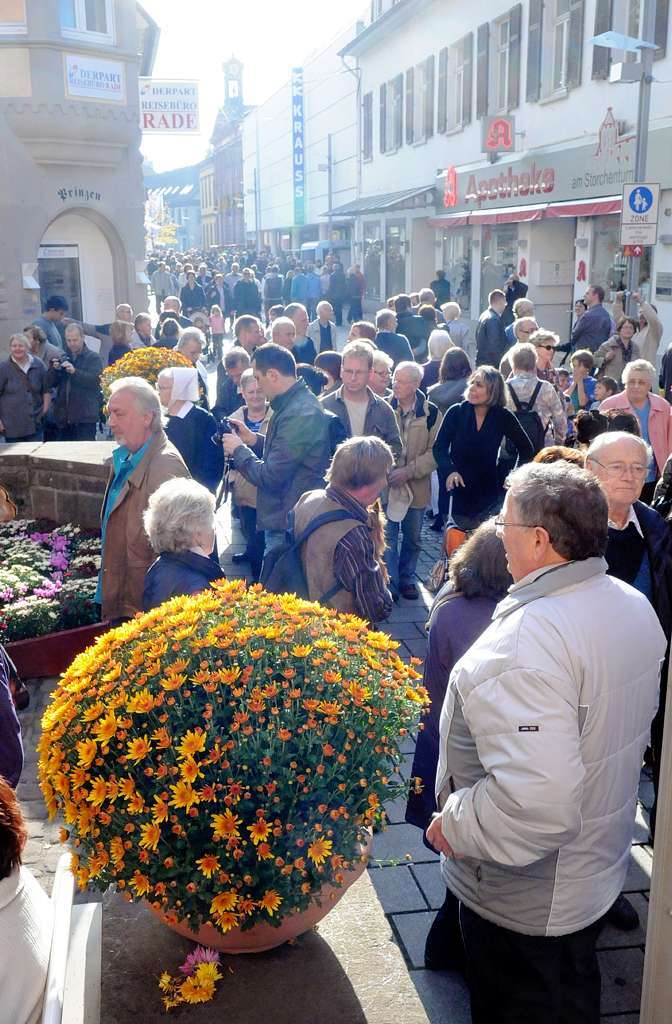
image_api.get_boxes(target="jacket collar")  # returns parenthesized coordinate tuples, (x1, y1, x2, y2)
(125, 430, 168, 488)
(390, 390, 426, 418)
(0, 866, 22, 911)
(333, 384, 377, 409)
(156, 549, 223, 581)
(325, 485, 368, 524)
(493, 557, 607, 621)
(270, 377, 306, 413)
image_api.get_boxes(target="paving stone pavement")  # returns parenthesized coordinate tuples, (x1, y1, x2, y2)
(17, 508, 653, 1022)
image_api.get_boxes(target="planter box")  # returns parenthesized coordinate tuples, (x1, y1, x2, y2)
(7, 621, 109, 679)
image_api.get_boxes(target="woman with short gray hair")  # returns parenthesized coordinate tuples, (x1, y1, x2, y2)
(600, 357, 672, 502)
(0, 334, 49, 442)
(423, 330, 455, 389)
(142, 477, 223, 610)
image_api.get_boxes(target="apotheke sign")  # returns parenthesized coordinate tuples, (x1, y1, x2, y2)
(444, 108, 642, 212)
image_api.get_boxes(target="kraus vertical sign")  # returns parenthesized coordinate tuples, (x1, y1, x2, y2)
(291, 67, 305, 227)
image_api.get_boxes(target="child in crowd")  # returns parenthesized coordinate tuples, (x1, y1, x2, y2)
(591, 375, 619, 409)
(209, 304, 225, 362)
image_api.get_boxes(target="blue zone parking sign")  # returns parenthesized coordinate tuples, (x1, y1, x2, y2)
(620, 183, 660, 246)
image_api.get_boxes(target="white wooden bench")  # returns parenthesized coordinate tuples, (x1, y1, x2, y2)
(41, 853, 101, 1024)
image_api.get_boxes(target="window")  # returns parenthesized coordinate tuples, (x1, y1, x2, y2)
(496, 18, 510, 110)
(552, 0, 571, 91)
(379, 74, 403, 153)
(534, 0, 584, 100)
(593, 0, 667, 78)
(0, 0, 27, 35)
(441, 229, 472, 315)
(442, 35, 473, 132)
(60, 0, 115, 44)
(362, 91, 373, 161)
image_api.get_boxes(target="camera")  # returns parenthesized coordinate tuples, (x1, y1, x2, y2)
(212, 418, 234, 445)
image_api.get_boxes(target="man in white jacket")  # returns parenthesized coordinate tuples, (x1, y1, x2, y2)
(428, 461, 665, 1023)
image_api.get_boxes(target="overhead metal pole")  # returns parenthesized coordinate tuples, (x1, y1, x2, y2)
(625, 0, 656, 315)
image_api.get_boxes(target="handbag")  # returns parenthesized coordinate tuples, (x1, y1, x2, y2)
(425, 497, 468, 593)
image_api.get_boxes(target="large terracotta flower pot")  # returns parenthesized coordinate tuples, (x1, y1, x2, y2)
(149, 834, 371, 954)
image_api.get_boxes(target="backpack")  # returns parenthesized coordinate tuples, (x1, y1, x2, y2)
(261, 507, 354, 602)
(507, 380, 545, 453)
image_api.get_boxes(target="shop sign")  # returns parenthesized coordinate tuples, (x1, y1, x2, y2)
(443, 166, 457, 208)
(56, 187, 102, 203)
(481, 116, 516, 154)
(64, 54, 125, 104)
(442, 108, 649, 212)
(620, 183, 660, 246)
(291, 67, 305, 228)
(139, 79, 200, 134)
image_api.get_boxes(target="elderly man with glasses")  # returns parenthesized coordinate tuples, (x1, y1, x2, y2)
(428, 460, 665, 1024)
(587, 430, 672, 851)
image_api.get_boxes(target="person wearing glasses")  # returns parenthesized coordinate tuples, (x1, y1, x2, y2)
(599, 359, 672, 505)
(428, 460, 665, 1023)
(432, 366, 535, 531)
(530, 327, 560, 387)
(587, 431, 672, 857)
(499, 317, 539, 378)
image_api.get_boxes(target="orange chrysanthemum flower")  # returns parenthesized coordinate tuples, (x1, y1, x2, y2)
(258, 890, 283, 916)
(307, 837, 333, 866)
(210, 809, 242, 840)
(247, 819, 271, 846)
(126, 735, 151, 764)
(139, 821, 161, 852)
(196, 854, 220, 878)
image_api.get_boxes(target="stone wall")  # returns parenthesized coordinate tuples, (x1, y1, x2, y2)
(0, 441, 115, 528)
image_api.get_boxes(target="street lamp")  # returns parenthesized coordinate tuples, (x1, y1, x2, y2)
(590, 1, 658, 316)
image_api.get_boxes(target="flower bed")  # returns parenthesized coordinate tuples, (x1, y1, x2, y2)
(100, 346, 193, 401)
(38, 581, 428, 941)
(0, 520, 101, 644)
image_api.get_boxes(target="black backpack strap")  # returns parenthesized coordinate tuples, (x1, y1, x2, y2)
(319, 581, 344, 603)
(292, 509, 357, 548)
(508, 381, 542, 413)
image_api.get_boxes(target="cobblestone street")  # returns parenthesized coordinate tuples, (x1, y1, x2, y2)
(15, 507, 655, 1022)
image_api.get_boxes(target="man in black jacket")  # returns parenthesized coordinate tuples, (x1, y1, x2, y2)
(45, 322, 102, 440)
(375, 309, 414, 368)
(475, 289, 508, 367)
(587, 431, 672, 862)
(222, 343, 331, 555)
(395, 295, 429, 361)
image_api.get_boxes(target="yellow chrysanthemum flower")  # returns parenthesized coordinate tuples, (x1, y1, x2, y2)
(307, 837, 333, 866)
(126, 735, 151, 764)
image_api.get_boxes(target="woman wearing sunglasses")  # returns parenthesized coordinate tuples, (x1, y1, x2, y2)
(530, 327, 561, 387)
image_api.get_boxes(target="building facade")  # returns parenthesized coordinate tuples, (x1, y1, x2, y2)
(199, 157, 216, 249)
(144, 163, 202, 251)
(241, 26, 359, 262)
(0, 0, 158, 336)
(337, 0, 672, 350)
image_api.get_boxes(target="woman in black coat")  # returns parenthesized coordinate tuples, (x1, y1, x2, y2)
(143, 477, 223, 611)
(179, 272, 208, 317)
(156, 367, 224, 492)
(432, 365, 534, 530)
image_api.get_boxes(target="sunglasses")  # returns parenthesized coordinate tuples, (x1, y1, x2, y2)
(536, 344, 555, 351)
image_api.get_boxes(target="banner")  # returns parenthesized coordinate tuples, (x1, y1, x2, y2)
(64, 54, 125, 103)
(291, 67, 305, 227)
(139, 79, 200, 134)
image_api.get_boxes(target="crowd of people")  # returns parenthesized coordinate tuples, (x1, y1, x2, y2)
(3, 242, 672, 1023)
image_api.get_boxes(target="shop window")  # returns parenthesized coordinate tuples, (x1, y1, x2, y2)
(385, 220, 406, 298)
(363, 221, 382, 301)
(480, 224, 518, 306)
(362, 92, 373, 162)
(590, 214, 652, 308)
(442, 229, 472, 316)
(60, 0, 115, 45)
(0, 0, 26, 34)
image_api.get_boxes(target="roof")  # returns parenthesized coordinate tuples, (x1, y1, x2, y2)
(339, 0, 432, 58)
(326, 185, 436, 217)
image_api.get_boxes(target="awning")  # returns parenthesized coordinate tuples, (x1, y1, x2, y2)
(469, 203, 547, 225)
(326, 185, 435, 218)
(545, 196, 622, 218)
(427, 213, 470, 228)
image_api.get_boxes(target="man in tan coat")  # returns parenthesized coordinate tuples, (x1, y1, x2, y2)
(99, 377, 189, 622)
(385, 361, 442, 600)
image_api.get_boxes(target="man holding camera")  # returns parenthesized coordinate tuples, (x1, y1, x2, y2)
(45, 322, 103, 441)
(221, 343, 331, 556)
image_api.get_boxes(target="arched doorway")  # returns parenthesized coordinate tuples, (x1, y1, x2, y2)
(39, 212, 115, 324)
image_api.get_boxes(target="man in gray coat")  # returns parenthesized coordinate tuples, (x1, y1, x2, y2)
(428, 462, 665, 1023)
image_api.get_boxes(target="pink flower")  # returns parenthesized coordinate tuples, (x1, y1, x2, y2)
(178, 946, 221, 976)
(49, 553, 69, 571)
